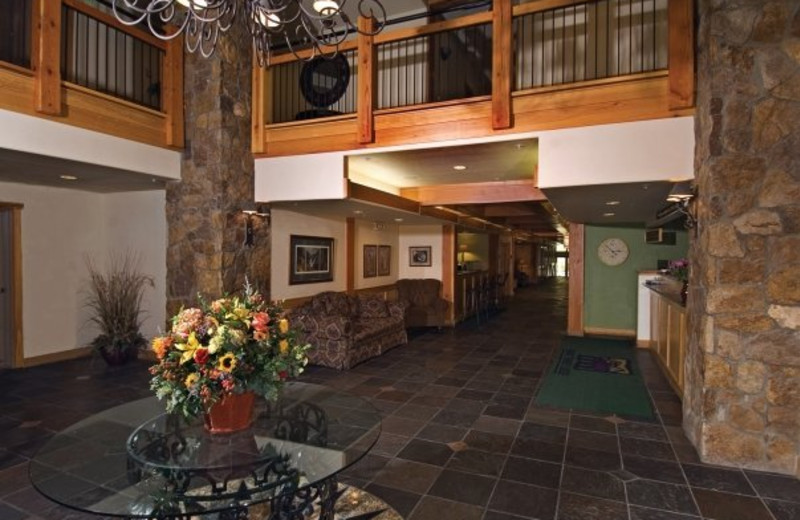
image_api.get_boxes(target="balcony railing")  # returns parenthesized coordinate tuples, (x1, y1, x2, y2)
(254, 0, 692, 156)
(61, 2, 163, 111)
(0, 0, 32, 69)
(0, 0, 183, 148)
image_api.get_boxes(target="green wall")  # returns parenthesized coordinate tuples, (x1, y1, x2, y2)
(584, 225, 688, 332)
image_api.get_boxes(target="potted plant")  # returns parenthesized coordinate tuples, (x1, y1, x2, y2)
(148, 282, 311, 432)
(85, 254, 154, 365)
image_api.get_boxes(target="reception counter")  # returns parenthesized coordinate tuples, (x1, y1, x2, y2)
(646, 278, 687, 395)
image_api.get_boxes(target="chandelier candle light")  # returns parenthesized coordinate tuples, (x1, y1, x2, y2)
(112, 0, 387, 65)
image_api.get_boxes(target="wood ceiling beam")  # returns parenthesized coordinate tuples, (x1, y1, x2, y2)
(400, 180, 546, 206)
(483, 202, 546, 217)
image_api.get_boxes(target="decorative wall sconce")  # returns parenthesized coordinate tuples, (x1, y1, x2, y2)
(242, 208, 270, 247)
(666, 181, 696, 229)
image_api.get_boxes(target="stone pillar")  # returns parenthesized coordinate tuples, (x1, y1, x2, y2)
(686, 0, 800, 476)
(166, 21, 271, 313)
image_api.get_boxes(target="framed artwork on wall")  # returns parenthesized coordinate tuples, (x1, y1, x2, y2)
(378, 245, 391, 276)
(289, 235, 334, 285)
(409, 246, 432, 267)
(363, 245, 377, 278)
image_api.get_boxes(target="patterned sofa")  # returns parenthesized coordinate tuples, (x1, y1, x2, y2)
(289, 291, 408, 370)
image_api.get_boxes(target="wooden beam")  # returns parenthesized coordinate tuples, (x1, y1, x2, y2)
(512, 0, 589, 16)
(492, 0, 512, 130)
(163, 33, 184, 148)
(567, 222, 584, 336)
(348, 181, 420, 214)
(442, 224, 455, 325)
(252, 58, 268, 153)
(668, 0, 695, 109)
(419, 206, 460, 223)
(61, 0, 167, 50)
(346, 217, 355, 292)
(9, 206, 24, 367)
(32, 0, 61, 115)
(376, 11, 492, 44)
(357, 16, 377, 144)
(401, 180, 545, 205)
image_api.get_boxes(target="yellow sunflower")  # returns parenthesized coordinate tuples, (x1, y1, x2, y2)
(184, 373, 199, 388)
(218, 352, 237, 372)
(279, 339, 290, 356)
(279, 318, 290, 334)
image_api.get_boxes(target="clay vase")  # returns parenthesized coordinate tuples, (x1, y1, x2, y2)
(203, 391, 256, 434)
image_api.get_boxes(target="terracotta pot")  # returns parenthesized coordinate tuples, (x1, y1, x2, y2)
(203, 391, 256, 434)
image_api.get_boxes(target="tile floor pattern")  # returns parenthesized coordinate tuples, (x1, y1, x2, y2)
(1, 279, 799, 520)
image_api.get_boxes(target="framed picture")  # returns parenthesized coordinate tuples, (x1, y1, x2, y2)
(378, 245, 391, 276)
(409, 246, 432, 267)
(289, 235, 334, 285)
(363, 245, 377, 278)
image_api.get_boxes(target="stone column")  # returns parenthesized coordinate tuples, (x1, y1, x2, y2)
(686, 0, 800, 476)
(166, 21, 271, 313)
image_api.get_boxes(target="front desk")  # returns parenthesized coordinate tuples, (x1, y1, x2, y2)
(646, 279, 687, 395)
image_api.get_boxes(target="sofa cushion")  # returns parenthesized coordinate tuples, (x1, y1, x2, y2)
(358, 296, 390, 318)
(310, 291, 357, 317)
(354, 317, 402, 342)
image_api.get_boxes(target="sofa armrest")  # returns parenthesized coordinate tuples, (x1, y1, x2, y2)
(433, 298, 449, 313)
(387, 301, 406, 321)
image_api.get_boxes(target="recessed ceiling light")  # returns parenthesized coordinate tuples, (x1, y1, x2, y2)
(453, 165, 467, 171)
(353, 210, 363, 215)
(605, 201, 621, 206)
(603, 212, 616, 217)
(515, 143, 525, 149)
(60, 175, 78, 181)
(394, 218, 403, 222)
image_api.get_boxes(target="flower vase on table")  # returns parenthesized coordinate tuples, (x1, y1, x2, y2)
(148, 282, 311, 431)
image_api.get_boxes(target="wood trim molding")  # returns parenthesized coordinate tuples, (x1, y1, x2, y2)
(668, 0, 695, 109)
(442, 224, 456, 325)
(376, 11, 492, 44)
(32, 0, 62, 115)
(163, 32, 184, 148)
(492, 0, 512, 130)
(583, 327, 636, 338)
(23, 346, 92, 368)
(513, 0, 590, 16)
(10, 207, 24, 367)
(346, 217, 355, 292)
(567, 222, 584, 336)
(401, 180, 545, 206)
(348, 181, 420, 214)
(357, 16, 376, 144)
(252, 58, 268, 152)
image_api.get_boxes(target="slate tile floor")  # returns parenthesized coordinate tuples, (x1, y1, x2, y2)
(1, 279, 799, 519)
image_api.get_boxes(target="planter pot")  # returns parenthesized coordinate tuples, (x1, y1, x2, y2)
(99, 346, 138, 366)
(203, 391, 256, 434)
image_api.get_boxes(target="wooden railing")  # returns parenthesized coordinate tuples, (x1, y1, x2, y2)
(0, 0, 183, 149)
(253, 0, 693, 157)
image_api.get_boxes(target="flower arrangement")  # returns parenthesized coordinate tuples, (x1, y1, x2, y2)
(148, 283, 311, 420)
(668, 258, 689, 283)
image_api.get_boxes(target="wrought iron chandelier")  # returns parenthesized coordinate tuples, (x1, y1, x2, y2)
(112, 0, 386, 66)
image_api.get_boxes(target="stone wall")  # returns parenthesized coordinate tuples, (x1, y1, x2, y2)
(686, 0, 800, 476)
(166, 22, 271, 313)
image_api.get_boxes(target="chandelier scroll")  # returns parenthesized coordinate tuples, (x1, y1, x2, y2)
(113, 0, 387, 66)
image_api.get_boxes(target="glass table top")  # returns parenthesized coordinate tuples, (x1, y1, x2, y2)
(29, 382, 381, 518)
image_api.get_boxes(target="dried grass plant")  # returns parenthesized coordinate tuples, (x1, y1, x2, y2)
(85, 253, 154, 360)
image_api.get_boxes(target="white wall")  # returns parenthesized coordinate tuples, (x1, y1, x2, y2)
(270, 208, 347, 300)
(0, 181, 167, 359)
(354, 220, 399, 289)
(0, 109, 181, 180)
(398, 225, 444, 280)
(254, 117, 695, 202)
(105, 191, 167, 339)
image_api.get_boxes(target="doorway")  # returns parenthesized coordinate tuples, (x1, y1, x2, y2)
(0, 204, 22, 369)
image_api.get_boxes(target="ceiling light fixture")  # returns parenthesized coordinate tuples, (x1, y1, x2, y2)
(605, 201, 620, 206)
(60, 175, 78, 181)
(603, 212, 615, 217)
(453, 165, 467, 171)
(112, 0, 387, 66)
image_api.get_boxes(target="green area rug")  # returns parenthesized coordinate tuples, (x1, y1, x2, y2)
(534, 336, 655, 420)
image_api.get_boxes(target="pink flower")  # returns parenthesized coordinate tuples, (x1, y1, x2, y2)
(253, 312, 270, 330)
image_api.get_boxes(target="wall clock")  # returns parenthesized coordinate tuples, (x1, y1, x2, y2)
(597, 237, 630, 266)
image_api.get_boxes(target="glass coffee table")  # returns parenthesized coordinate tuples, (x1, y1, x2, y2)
(30, 383, 381, 519)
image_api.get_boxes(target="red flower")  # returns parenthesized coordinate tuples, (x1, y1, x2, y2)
(194, 348, 210, 365)
(279, 370, 288, 381)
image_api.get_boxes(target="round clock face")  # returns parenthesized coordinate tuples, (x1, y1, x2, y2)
(597, 238, 630, 266)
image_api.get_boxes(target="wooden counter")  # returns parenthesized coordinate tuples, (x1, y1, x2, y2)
(648, 282, 687, 396)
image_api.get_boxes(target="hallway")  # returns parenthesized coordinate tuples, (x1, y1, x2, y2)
(0, 280, 798, 519)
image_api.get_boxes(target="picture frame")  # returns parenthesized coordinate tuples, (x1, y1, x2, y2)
(378, 245, 391, 276)
(289, 235, 334, 285)
(363, 244, 377, 278)
(409, 246, 432, 267)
